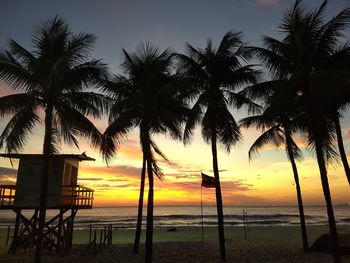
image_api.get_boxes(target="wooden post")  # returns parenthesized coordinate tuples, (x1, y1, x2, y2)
(245, 211, 248, 240)
(99, 229, 103, 251)
(68, 209, 75, 248)
(9, 188, 12, 205)
(9, 209, 21, 254)
(200, 186, 204, 241)
(243, 210, 246, 240)
(56, 209, 63, 253)
(1, 187, 4, 206)
(109, 225, 112, 245)
(88, 224, 92, 244)
(32, 209, 39, 248)
(103, 226, 106, 247)
(93, 231, 97, 255)
(6, 226, 10, 245)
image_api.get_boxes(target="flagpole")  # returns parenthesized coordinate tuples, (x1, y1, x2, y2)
(201, 185, 204, 241)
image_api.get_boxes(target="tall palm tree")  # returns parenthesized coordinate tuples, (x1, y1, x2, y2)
(251, 1, 350, 262)
(133, 156, 146, 253)
(100, 43, 188, 263)
(177, 31, 259, 260)
(0, 16, 107, 263)
(240, 85, 309, 250)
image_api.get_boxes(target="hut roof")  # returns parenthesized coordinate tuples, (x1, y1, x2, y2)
(0, 152, 95, 161)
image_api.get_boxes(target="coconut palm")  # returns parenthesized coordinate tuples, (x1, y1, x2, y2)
(177, 31, 259, 260)
(251, 1, 350, 262)
(133, 156, 146, 253)
(0, 16, 107, 263)
(100, 43, 188, 263)
(240, 85, 309, 250)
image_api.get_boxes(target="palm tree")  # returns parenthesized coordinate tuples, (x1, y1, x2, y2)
(100, 43, 188, 263)
(251, 1, 350, 262)
(240, 85, 309, 250)
(177, 31, 259, 260)
(133, 156, 146, 253)
(0, 16, 107, 263)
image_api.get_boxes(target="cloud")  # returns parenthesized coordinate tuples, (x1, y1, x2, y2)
(0, 167, 17, 176)
(82, 165, 141, 178)
(253, 0, 280, 6)
(78, 177, 104, 181)
(343, 128, 350, 142)
(0, 167, 17, 184)
(159, 178, 253, 193)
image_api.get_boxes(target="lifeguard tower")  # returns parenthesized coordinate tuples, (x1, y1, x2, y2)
(0, 153, 95, 253)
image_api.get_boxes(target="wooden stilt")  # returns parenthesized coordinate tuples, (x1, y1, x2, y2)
(6, 226, 10, 245)
(9, 209, 20, 254)
(56, 208, 63, 252)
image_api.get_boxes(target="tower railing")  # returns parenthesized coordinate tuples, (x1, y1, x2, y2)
(0, 185, 16, 208)
(61, 185, 94, 208)
(0, 184, 94, 209)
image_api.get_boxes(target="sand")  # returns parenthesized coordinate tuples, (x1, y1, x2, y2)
(0, 226, 349, 263)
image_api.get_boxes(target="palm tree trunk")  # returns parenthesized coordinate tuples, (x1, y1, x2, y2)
(133, 156, 146, 253)
(334, 117, 350, 186)
(315, 140, 341, 263)
(284, 130, 308, 250)
(211, 132, 226, 261)
(144, 138, 154, 263)
(34, 104, 53, 263)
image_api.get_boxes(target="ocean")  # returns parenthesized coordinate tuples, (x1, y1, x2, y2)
(0, 206, 349, 229)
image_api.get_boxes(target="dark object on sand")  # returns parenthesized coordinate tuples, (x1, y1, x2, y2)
(311, 233, 350, 255)
(167, 227, 177, 232)
(311, 233, 332, 253)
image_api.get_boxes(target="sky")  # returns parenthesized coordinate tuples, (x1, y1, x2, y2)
(0, 0, 349, 207)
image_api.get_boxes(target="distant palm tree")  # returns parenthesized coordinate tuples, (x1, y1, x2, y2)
(100, 43, 188, 263)
(240, 85, 309, 250)
(177, 31, 259, 260)
(251, 1, 350, 262)
(0, 16, 107, 263)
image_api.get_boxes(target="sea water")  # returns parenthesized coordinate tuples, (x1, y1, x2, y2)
(0, 206, 349, 229)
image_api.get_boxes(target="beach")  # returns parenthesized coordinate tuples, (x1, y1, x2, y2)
(0, 226, 349, 263)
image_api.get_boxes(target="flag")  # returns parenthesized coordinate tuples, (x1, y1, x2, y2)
(201, 173, 215, 188)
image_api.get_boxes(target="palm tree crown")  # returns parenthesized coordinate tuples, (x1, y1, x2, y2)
(0, 16, 108, 154)
(101, 43, 188, 263)
(0, 16, 108, 263)
(177, 30, 259, 260)
(102, 43, 188, 168)
(248, 1, 350, 262)
(177, 31, 260, 149)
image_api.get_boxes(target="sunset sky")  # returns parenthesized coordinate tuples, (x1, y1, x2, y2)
(0, 0, 349, 207)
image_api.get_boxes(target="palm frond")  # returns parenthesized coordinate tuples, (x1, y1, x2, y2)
(183, 95, 204, 145)
(0, 50, 37, 91)
(61, 91, 110, 118)
(0, 93, 37, 118)
(0, 107, 39, 153)
(248, 125, 284, 160)
(224, 90, 262, 115)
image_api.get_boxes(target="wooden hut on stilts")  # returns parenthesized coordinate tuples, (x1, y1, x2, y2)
(0, 153, 95, 253)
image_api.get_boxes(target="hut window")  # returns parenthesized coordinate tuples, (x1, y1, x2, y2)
(63, 162, 79, 186)
(63, 164, 71, 185)
(70, 166, 78, 185)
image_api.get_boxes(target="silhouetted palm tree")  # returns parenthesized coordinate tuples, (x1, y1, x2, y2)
(0, 16, 107, 263)
(177, 31, 259, 260)
(133, 156, 146, 253)
(240, 85, 309, 250)
(251, 1, 350, 262)
(100, 43, 188, 263)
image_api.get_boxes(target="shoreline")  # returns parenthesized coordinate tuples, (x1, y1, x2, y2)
(0, 226, 350, 262)
(1, 225, 349, 245)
